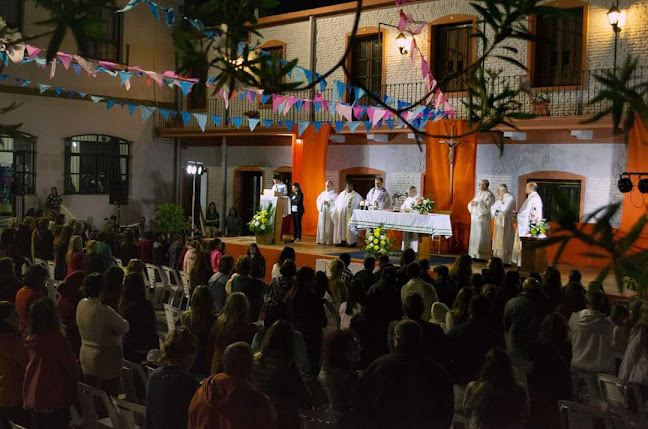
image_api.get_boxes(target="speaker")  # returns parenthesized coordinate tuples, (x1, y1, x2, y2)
(109, 181, 128, 205)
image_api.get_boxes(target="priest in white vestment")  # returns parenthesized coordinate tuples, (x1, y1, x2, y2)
(271, 174, 288, 195)
(491, 184, 516, 264)
(512, 182, 544, 266)
(401, 186, 420, 251)
(331, 182, 363, 247)
(364, 176, 391, 209)
(316, 180, 338, 245)
(467, 179, 495, 260)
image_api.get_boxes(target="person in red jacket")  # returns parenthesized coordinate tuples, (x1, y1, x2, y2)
(188, 341, 277, 429)
(23, 297, 81, 429)
(0, 301, 30, 427)
(56, 271, 85, 356)
(15, 264, 48, 335)
(137, 231, 154, 264)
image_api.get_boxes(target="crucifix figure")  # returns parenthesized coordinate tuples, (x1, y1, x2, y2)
(438, 127, 463, 203)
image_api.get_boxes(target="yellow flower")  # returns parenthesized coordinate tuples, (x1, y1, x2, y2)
(374, 245, 379, 250)
(374, 228, 381, 236)
(380, 240, 385, 245)
(373, 239, 379, 244)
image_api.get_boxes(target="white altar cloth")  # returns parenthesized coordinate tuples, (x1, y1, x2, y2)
(348, 210, 453, 237)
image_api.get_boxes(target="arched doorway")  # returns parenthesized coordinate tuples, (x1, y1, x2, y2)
(339, 167, 385, 198)
(233, 166, 265, 234)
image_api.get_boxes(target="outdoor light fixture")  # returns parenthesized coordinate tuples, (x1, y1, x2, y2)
(296, 138, 303, 144)
(618, 176, 633, 193)
(396, 32, 408, 55)
(607, 5, 621, 31)
(185, 161, 204, 176)
(639, 178, 648, 194)
(617, 172, 648, 194)
(185, 161, 205, 238)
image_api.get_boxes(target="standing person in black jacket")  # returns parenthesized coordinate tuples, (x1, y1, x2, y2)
(32, 217, 54, 261)
(229, 256, 267, 323)
(119, 273, 159, 363)
(290, 183, 304, 243)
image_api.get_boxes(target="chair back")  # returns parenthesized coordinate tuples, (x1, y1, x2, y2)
(162, 266, 179, 285)
(46, 260, 56, 279)
(598, 374, 647, 426)
(46, 279, 59, 301)
(123, 360, 148, 403)
(33, 258, 49, 276)
(179, 271, 191, 309)
(164, 304, 180, 333)
(77, 382, 119, 429)
(558, 400, 610, 429)
(111, 397, 147, 429)
(115, 258, 123, 267)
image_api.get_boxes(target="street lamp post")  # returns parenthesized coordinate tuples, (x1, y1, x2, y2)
(185, 161, 204, 238)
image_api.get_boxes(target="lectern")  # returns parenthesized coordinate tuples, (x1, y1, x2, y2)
(260, 190, 290, 245)
(520, 236, 548, 273)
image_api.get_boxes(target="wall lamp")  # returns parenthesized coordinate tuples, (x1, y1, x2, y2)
(378, 23, 409, 56)
(607, 3, 624, 71)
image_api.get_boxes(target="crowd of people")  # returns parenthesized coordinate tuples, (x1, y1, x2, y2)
(0, 210, 646, 429)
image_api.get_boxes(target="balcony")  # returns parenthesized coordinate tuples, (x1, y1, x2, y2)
(155, 67, 648, 136)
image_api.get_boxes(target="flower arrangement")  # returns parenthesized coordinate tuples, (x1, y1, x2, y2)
(364, 224, 395, 256)
(529, 219, 550, 237)
(248, 204, 274, 235)
(410, 197, 436, 214)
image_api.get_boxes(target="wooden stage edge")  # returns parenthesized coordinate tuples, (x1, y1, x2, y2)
(220, 236, 635, 299)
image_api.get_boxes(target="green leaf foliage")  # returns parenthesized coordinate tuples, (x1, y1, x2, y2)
(155, 204, 190, 234)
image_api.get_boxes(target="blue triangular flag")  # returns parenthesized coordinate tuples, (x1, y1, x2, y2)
(297, 121, 310, 137)
(117, 0, 140, 12)
(354, 87, 366, 103)
(232, 117, 243, 129)
(313, 121, 323, 133)
(177, 80, 194, 96)
(334, 121, 344, 134)
(37, 84, 50, 94)
(303, 69, 313, 83)
(21, 79, 31, 87)
(248, 118, 261, 132)
(260, 94, 271, 105)
(397, 100, 410, 111)
(145, 0, 160, 20)
(128, 104, 138, 115)
(328, 103, 336, 116)
(72, 64, 82, 76)
(319, 78, 327, 93)
(0, 52, 8, 67)
(181, 111, 192, 125)
(35, 57, 46, 67)
(385, 119, 396, 130)
(185, 17, 207, 31)
(141, 106, 156, 122)
(67, 90, 75, 98)
(347, 121, 362, 133)
(363, 120, 372, 132)
(313, 101, 322, 113)
(262, 119, 273, 128)
(284, 120, 294, 132)
(159, 108, 170, 121)
(335, 81, 346, 99)
(106, 99, 115, 110)
(294, 100, 304, 111)
(0, 73, 9, 81)
(211, 116, 221, 126)
(77, 92, 86, 98)
(54, 88, 63, 97)
(120, 72, 133, 87)
(193, 113, 207, 131)
(90, 95, 104, 103)
(164, 7, 175, 25)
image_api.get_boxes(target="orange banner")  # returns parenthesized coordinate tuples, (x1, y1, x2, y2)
(292, 124, 331, 236)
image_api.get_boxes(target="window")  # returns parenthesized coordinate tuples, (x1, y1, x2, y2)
(86, 6, 122, 62)
(0, 0, 22, 31)
(532, 7, 584, 87)
(432, 22, 473, 92)
(64, 135, 130, 195)
(0, 135, 35, 198)
(350, 34, 382, 105)
(530, 178, 581, 222)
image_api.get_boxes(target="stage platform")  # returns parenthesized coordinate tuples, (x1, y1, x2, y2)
(220, 235, 635, 300)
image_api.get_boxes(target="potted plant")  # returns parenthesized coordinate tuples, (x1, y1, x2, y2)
(248, 204, 274, 245)
(531, 92, 551, 116)
(155, 203, 190, 234)
(364, 224, 395, 256)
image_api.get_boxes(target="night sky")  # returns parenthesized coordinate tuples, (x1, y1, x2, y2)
(263, 0, 352, 15)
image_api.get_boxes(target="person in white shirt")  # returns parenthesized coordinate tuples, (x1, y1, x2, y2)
(316, 181, 338, 245)
(271, 174, 288, 195)
(467, 179, 495, 260)
(512, 182, 543, 266)
(401, 186, 420, 251)
(331, 182, 363, 247)
(491, 184, 517, 264)
(364, 176, 391, 209)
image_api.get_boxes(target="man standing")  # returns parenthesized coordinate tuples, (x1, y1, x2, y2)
(316, 180, 337, 245)
(365, 176, 391, 209)
(46, 186, 62, 214)
(569, 289, 614, 374)
(400, 262, 438, 322)
(401, 186, 420, 251)
(271, 174, 287, 195)
(467, 179, 495, 260)
(331, 182, 362, 247)
(491, 184, 517, 264)
(512, 182, 543, 266)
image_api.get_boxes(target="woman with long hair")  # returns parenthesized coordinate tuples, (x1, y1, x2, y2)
(65, 235, 84, 277)
(463, 347, 528, 428)
(53, 226, 73, 280)
(446, 287, 474, 331)
(181, 286, 216, 377)
(83, 240, 104, 276)
(247, 242, 266, 279)
(542, 266, 563, 311)
(328, 259, 348, 308)
(119, 228, 138, 266)
(190, 250, 213, 289)
(290, 183, 305, 242)
(208, 255, 235, 313)
(224, 207, 243, 237)
(56, 271, 85, 356)
(101, 266, 125, 312)
(449, 254, 473, 290)
(321, 330, 361, 421)
(619, 301, 648, 386)
(0, 257, 21, 302)
(205, 202, 220, 238)
(15, 265, 48, 334)
(272, 246, 296, 279)
(31, 217, 54, 261)
(23, 297, 80, 429)
(120, 272, 158, 363)
(209, 292, 257, 374)
(209, 238, 223, 274)
(484, 257, 505, 288)
(268, 259, 297, 305)
(0, 301, 29, 427)
(339, 280, 364, 330)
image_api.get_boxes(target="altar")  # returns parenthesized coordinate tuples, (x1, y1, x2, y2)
(348, 209, 453, 256)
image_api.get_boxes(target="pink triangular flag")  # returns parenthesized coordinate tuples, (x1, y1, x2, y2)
(26, 45, 41, 59)
(421, 58, 430, 80)
(246, 91, 256, 103)
(282, 97, 299, 115)
(146, 71, 163, 86)
(49, 60, 56, 79)
(336, 103, 353, 121)
(272, 95, 286, 112)
(371, 108, 387, 126)
(57, 52, 73, 70)
(74, 56, 98, 75)
(353, 105, 365, 119)
(302, 100, 310, 111)
(367, 107, 375, 123)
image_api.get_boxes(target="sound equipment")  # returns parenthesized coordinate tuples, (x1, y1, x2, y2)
(109, 181, 128, 206)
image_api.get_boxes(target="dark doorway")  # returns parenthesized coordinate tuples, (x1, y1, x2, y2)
(346, 174, 376, 199)
(528, 178, 581, 222)
(238, 170, 263, 235)
(182, 172, 202, 233)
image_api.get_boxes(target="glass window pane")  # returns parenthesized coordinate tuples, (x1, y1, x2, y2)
(65, 135, 130, 194)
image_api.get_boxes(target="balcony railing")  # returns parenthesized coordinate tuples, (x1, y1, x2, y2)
(156, 67, 648, 131)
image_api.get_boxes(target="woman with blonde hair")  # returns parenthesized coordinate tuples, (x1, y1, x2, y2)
(328, 259, 348, 307)
(209, 292, 256, 374)
(66, 235, 84, 277)
(83, 240, 104, 276)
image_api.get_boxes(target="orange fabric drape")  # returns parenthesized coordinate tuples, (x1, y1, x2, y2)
(292, 124, 331, 237)
(425, 119, 477, 252)
(620, 117, 648, 247)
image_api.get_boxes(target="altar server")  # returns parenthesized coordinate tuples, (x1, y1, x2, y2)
(401, 186, 420, 251)
(365, 176, 391, 209)
(512, 182, 544, 266)
(467, 179, 495, 260)
(316, 180, 338, 245)
(491, 184, 516, 264)
(271, 174, 288, 195)
(331, 182, 363, 247)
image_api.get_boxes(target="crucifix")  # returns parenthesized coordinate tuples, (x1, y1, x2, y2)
(438, 126, 463, 203)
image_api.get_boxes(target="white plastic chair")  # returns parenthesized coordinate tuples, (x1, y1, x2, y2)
(77, 382, 119, 428)
(598, 373, 648, 427)
(558, 400, 611, 429)
(45, 279, 60, 301)
(121, 360, 148, 405)
(46, 260, 56, 279)
(114, 258, 123, 267)
(146, 263, 170, 307)
(178, 271, 191, 310)
(33, 257, 49, 276)
(163, 304, 180, 333)
(161, 266, 182, 306)
(110, 397, 146, 429)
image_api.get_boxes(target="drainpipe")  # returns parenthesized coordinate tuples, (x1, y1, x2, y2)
(309, 15, 316, 122)
(221, 136, 228, 222)
(173, 138, 180, 203)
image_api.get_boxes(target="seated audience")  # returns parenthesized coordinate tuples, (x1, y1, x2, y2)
(469, 273, 485, 295)
(418, 259, 435, 285)
(315, 270, 340, 338)
(268, 259, 296, 305)
(224, 207, 244, 237)
(446, 287, 473, 332)
(229, 255, 267, 322)
(0, 301, 29, 427)
(23, 297, 80, 429)
(619, 301, 648, 386)
(482, 257, 505, 287)
(248, 243, 267, 279)
(338, 253, 355, 286)
(321, 330, 360, 422)
(101, 266, 124, 312)
(354, 256, 377, 296)
(188, 342, 277, 428)
(209, 292, 257, 374)
(504, 278, 549, 359)
(120, 272, 159, 363)
(568, 269, 582, 285)
(167, 234, 185, 270)
(271, 246, 296, 280)
(96, 231, 115, 270)
(340, 280, 364, 330)
(252, 320, 313, 429)
(183, 240, 202, 274)
(208, 255, 234, 313)
(56, 271, 84, 356)
(463, 347, 529, 429)
(77, 273, 129, 397)
(588, 281, 610, 316)
(448, 254, 473, 291)
(15, 216, 35, 260)
(181, 286, 216, 377)
(152, 232, 168, 266)
(401, 262, 438, 321)
(65, 235, 84, 277)
(395, 249, 416, 289)
(0, 257, 21, 302)
(15, 264, 48, 334)
(146, 328, 200, 429)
